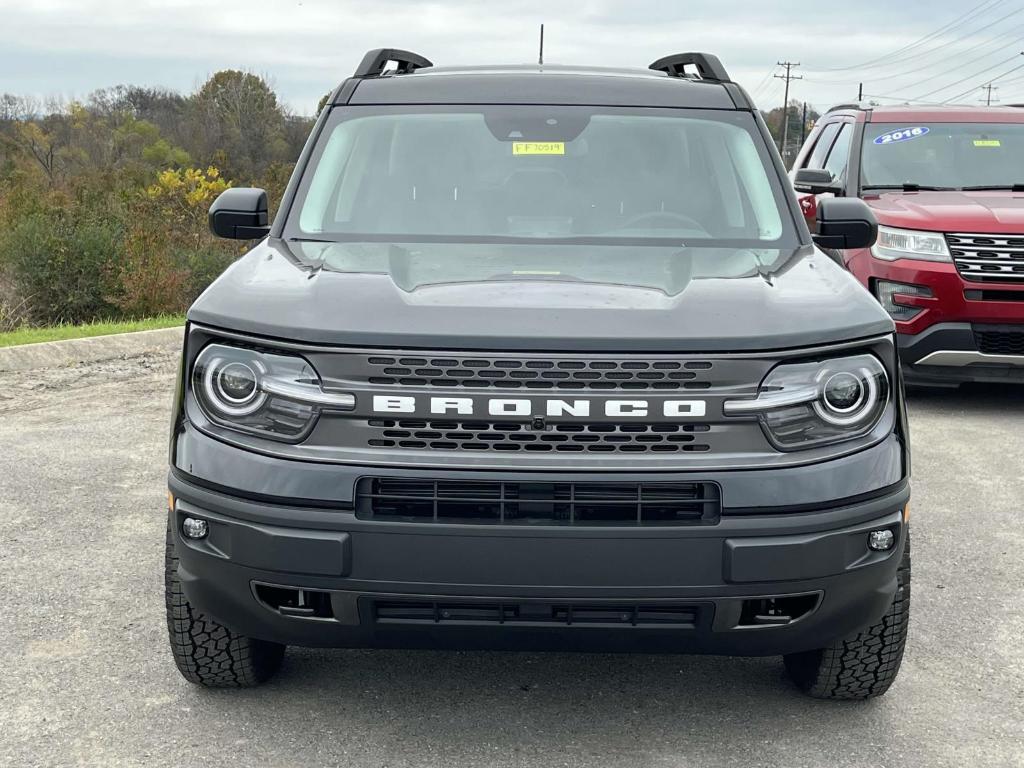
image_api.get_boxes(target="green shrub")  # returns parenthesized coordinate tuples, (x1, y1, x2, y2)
(0, 200, 125, 324)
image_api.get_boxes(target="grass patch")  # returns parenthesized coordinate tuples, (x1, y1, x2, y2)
(0, 315, 184, 348)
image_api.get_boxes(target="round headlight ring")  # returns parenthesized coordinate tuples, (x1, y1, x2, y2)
(813, 366, 880, 427)
(202, 355, 268, 417)
(821, 371, 866, 414)
(216, 361, 259, 404)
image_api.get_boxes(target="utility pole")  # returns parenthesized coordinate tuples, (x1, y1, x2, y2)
(800, 102, 808, 145)
(775, 62, 802, 158)
(538, 24, 544, 65)
(858, 82, 863, 102)
(981, 83, 998, 106)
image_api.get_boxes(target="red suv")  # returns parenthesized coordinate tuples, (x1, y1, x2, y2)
(792, 105, 1024, 387)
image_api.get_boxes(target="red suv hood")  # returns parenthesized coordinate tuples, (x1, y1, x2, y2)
(864, 191, 1024, 233)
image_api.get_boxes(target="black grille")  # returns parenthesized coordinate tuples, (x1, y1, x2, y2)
(366, 419, 713, 453)
(975, 326, 1024, 355)
(963, 289, 1024, 303)
(356, 478, 721, 526)
(364, 355, 714, 390)
(372, 599, 699, 628)
(948, 233, 1024, 282)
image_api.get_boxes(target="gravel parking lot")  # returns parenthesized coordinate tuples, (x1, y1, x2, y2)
(1, 350, 1022, 768)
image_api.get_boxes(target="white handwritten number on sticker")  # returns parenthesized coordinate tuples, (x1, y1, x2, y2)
(874, 127, 930, 146)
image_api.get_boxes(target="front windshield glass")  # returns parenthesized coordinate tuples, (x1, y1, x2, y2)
(862, 122, 1024, 190)
(285, 106, 794, 247)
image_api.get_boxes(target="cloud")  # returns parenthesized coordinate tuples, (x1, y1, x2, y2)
(0, 0, 1015, 113)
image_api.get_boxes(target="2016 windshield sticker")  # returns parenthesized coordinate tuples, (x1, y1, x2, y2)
(512, 142, 565, 155)
(973, 139, 1001, 148)
(874, 127, 929, 145)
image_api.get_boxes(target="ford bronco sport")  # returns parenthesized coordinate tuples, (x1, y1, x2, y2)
(166, 49, 910, 699)
(793, 104, 1024, 387)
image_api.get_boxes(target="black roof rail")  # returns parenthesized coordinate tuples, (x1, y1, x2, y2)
(354, 48, 432, 78)
(649, 53, 730, 82)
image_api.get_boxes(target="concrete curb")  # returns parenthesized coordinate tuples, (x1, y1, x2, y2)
(0, 326, 184, 373)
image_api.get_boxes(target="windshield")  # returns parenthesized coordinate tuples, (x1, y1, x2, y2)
(862, 122, 1024, 190)
(285, 106, 795, 247)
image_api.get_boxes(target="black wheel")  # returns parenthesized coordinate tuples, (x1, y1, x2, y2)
(165, 526, 285, 687)
(784, 533, 910, 700)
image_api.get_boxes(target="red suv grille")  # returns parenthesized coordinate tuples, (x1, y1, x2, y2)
(947, 233, 1024, 282)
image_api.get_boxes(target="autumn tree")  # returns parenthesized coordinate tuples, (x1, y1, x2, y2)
(190, 70, 290, 179)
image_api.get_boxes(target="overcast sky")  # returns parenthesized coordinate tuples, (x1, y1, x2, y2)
(2, 0, 1023, 115)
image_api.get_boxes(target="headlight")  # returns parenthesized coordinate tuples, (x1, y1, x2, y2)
(193, 344, 354, 441)
(872, 225, 950, 262)
(724, 354, 889, 450)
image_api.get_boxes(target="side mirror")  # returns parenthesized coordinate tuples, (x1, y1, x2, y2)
(794, 168, 842, 195)
(209, 188, 270, 240)
(814, 198, 878, 250)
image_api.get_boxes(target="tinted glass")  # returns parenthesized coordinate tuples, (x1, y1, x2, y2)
(824, 124, 853, 181)
(286, 106, 796, 247)
(862, 122, 1024, 188)
(805, 123, 840, 170)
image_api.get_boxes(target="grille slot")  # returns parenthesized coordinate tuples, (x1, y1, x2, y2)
(366, 419, 713, 453)
(372, 599, 699, 628)
(974, 325, 1024, 355)
(948, 233, 1024, 282)
(364, 355, 715, 390)
(356, 478, 721, 526)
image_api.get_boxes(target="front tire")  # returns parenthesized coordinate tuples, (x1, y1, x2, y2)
(165, 526, 285, 687)
(784, 532, 910, 700)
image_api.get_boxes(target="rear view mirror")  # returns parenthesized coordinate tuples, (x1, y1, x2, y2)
(814, 198, 878, 250)
(209, 188, 270, 240)
(794, 168, 841, 195)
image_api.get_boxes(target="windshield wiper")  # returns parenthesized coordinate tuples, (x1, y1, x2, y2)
(861, 184, 957, 192)
(959, 184, 1024, 192)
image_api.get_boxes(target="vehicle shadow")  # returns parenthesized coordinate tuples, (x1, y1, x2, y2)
(189, 647, 904, 763)
(906, 381, 1024, 413)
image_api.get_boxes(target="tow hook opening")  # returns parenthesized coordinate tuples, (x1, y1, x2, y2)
(255, 584, 333, 619)
(737, 593, 820, 628)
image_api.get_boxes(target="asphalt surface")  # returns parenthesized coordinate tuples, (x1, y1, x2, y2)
(1, 351, 1022, 768)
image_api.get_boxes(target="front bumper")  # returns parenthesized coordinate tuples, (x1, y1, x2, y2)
(897, 322, 1024, 385)
(168, 465, 909, 657)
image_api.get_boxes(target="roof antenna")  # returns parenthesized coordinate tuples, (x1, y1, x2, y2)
(538, 24, 544, 65)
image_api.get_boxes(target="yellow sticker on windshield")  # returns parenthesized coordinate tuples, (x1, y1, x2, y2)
(512, 142, 565, 155)
(974, 140, 1001, 147)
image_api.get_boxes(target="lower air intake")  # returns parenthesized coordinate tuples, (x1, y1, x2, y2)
(355, 478, 721, 526)
(974, 325, 1024, 356)
(373, 600, 699, 628)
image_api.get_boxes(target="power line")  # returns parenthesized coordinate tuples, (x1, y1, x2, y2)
(805, 0, 1004, 72)
(860, 92, 948, 106)
(832, 34, 1024, 105)
(806, 3, 1024, 84)
(748, 65, 781, 99)
(937, 59, 1024, 102)
(916, 51, 1024, 100)
(775, 62, 802, 155)
(888, 21, 1024, 87)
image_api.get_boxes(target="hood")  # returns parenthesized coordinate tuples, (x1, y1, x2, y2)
(865, 190, 1024, 232)
(187, 239, 893, 352)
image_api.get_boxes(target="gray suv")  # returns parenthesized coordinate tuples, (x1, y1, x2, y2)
(165, 48, 910, 699)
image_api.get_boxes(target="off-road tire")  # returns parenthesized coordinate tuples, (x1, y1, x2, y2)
(165, 526, 285, 687)
(784, 532, 910, 700)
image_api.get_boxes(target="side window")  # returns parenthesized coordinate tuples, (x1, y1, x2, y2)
(823, 123, 853, 183)
(806, 123, 840, 170)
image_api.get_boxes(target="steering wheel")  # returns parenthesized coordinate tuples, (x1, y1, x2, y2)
(618, 210, 704, 231)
